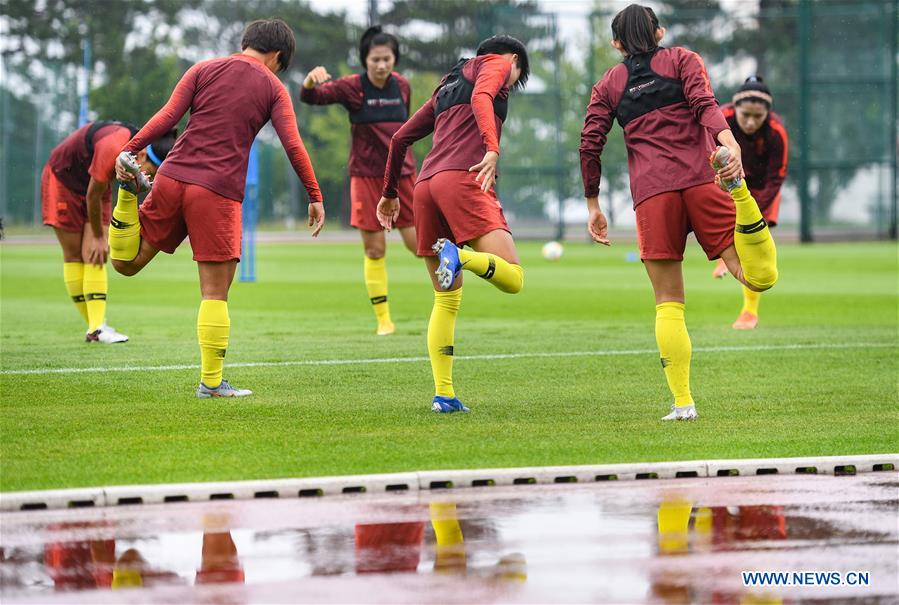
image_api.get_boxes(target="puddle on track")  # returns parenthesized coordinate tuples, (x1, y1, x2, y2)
(1, 473, 896, 604)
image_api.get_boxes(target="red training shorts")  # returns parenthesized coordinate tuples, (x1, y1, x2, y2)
(41, 165, 112, 233)
(636, 182, 736, 261)
(761, 191, 780, 227)
(139, 174, 242, 262)
(413, 170, 511, 257)
(352, 174, 415, 231)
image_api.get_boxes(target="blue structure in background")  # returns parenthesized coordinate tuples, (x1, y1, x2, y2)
(240, 141, 259, 282)
(78, 39, 91, 127)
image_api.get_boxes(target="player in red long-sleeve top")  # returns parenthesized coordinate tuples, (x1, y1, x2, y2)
(42, 121, 176, 344)
(579, 5, 778, 421)
(377, 35, 530, 414)
(301, 26, 417, 336)
(111, 19, 324, 398)
(712, 76, 788, 330)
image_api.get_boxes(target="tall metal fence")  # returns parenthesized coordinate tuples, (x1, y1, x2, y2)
(1, 0, 895, 242)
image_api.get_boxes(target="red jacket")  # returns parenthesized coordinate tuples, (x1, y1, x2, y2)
(382, 54, 511, 198)
(300, 72, 416, 178)
(125, 54, 321, 203)
(720, 103, 788, 211)
(580, 47, 729, 207)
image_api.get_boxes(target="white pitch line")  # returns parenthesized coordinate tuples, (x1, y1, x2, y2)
(0, 342, 894, 377)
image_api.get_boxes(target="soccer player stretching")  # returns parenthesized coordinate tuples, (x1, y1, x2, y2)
(111, 19, 324, 398)
(579, 5, 778, 421)
(41, 121, 176, 344)
(301, 26, 417, 336)
(713, 76, 788, 330)
(378, 35, 530, 413)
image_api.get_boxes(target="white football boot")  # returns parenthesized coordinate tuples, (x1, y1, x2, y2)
(661, 404, 698, 421)
(86, 324, 129, 344)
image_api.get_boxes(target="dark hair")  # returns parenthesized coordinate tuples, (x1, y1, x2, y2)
(611, 4, 661, 56)
(241, 18, 295, 72)
(146, 129, 178, 166)
(733, 75, 773, 108)
(476, 34, 529, 90)
(360, 25, 400, 66)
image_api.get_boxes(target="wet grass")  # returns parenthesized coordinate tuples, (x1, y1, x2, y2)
(1, 239, 897, 491)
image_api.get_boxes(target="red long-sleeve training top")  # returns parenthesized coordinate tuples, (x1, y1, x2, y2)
(579, 47, 729, 207)
(299, 72, 416, 178)
(721, 103, 788, 212)
(382, 54, 511, 199)
(124, 54, 322, 203)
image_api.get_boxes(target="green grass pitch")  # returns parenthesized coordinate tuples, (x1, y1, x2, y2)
(1, 238, 897, 492)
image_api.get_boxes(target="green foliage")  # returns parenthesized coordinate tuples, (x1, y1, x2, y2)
(1, 240, 897, 490)
(91, 51, 185, 126)
(1, 0, 894, 232)
(380, 0, 544, 72)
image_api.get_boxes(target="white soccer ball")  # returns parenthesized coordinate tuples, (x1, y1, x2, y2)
(541, 241, 564, 261)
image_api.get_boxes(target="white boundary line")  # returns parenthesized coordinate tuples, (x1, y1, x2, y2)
(1, 454, 896, 512)
(2, 342, 894, 377)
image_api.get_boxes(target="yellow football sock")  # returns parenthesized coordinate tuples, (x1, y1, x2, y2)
(428, 289, 462, 398)
(655, 302, 694, 407)
(198, 299, 230, 389)
(430, 502, 466, 572)
(742, 285, 761, 316)
(109, 188, 141, 262)
(363, 256, 393, 333)
(732, 182, 778, 291)
(63, 261, 89, 324)
(457, 248, 523, 294)
(83, 263, 108, 332)
(657, 499, 693, 554)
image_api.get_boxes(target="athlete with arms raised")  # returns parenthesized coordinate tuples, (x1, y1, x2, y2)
(301, 26, 417, 336)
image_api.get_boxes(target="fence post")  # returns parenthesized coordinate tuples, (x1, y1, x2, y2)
(798, 0, 813, 242)
(890, 0, 898, 240)
(552, 14, 565, 242)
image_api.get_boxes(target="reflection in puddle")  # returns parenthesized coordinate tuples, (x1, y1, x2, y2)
(1, 473, 896, 604)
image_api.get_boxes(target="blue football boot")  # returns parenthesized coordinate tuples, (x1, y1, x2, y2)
(432, 238, 462, 290)
(432, 396, 471, 413)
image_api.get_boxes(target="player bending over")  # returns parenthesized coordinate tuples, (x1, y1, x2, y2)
(378, 35, 530, 413)
(712, 76, 788, 330)
(301, 26, 418, 336)
(41, 120, 176, 343)
(112, 19, 324, 398)
(579, 4, 778, 421)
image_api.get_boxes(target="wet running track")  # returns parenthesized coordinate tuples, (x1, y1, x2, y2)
(1, 473, 896, 604)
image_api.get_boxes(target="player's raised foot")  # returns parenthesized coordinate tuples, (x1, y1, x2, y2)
(376, 320, 396, 336)
(197, 379, 253, 398)
(432, 238, 462, 291)
(712, 258, 729, 279)
(709, 147, 743, 192)
(732, 311, 759, 330)
(85, 324, 129, 344)
(661, 404, 697, 421)
(432, 395, 470, 414)
(117, 152, 152, 194)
